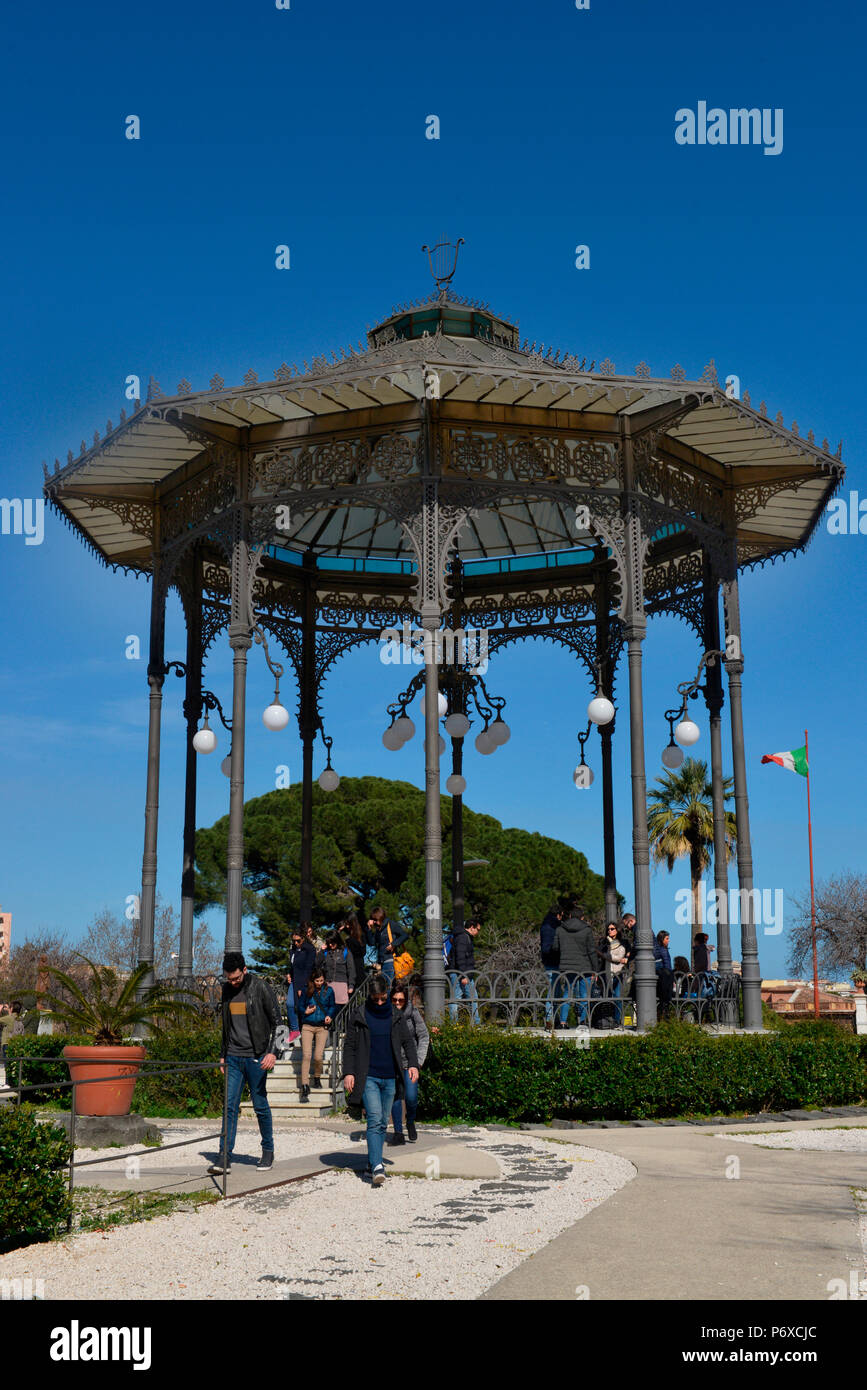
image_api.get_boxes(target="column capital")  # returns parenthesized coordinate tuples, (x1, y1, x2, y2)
(228, 621, 253, 651)
(420, 600, 441, 630)
(622, 619, 646, 643)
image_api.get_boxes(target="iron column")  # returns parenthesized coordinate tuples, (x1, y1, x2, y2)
(178, 548, 202, 979)
(702, 554, 731, 975)
(451, 733, 465, 936)
(299, 555, 317, 923)
(621, 424, 656, 1029)
(139, 545, 165, 996)
(722, 569, 763, 1029)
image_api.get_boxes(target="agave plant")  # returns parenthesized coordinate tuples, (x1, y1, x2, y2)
(37, 955, 200, 1045)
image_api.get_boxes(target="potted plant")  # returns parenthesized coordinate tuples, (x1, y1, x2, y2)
(38, 956, 198, 1117)
(851, 969, 867, 995)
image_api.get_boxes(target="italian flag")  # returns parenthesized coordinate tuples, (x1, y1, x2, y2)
(761, 746, 808, 777)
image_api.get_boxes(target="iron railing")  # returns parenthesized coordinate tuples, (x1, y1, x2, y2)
(2, 1055, 231, 1234)
(444, 968, 741, 1028)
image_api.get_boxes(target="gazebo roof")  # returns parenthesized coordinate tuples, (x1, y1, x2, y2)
(42, 287, 844, 577)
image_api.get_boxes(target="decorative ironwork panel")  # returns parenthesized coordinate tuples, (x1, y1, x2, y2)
(251, 431, 422, 493)
(161, 445, 237, 546)
(447, 429, 619, 487)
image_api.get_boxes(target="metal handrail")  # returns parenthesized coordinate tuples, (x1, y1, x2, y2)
(330, 972, 375, 1110)
(3, 1055, 230, 1232)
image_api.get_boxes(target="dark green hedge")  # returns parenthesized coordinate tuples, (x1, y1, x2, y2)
(132, 1025, 222, 1117)
(3, 1035, 87, 1107)
(0, 1107, 72, 1251)
(419, 1021, 867, 1123)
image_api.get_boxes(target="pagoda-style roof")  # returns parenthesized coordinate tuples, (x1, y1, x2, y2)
(42, 287, 844, 582)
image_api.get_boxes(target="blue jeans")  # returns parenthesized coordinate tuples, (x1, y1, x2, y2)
(286, 991, 299, 1032)
(544, 967, 559, 1024)
(379, 958, 395, 984)
(363, 1075, 396, 1171)
(224, 1054, 273, 1157)
(449, 972, 480, 1023)
(611, 974, 623, 1024)
(559, 973, 590, 1026)
(391, 1069, 418, 1133)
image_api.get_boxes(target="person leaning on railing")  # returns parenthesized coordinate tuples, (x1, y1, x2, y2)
(448, 918, 481, 1024)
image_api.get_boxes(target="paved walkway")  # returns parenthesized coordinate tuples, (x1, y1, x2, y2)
(483, 1118, 867, 1301)
(70, 1121, 501, 1199)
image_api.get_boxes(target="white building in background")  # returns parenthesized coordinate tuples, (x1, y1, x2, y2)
(0, 905, 10, 965)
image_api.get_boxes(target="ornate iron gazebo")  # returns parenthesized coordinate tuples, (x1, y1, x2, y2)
(42, 245, 844, 1028)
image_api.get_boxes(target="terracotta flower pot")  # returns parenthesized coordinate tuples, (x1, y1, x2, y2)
(62, 1045, 146, 1117)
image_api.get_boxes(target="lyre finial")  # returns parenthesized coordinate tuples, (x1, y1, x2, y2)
(421, 237, 465, 290)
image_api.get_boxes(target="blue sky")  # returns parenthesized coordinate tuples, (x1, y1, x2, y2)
(1, 0, 864, 978)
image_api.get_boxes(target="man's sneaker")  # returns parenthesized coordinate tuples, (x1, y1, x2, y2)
(371, 1165, 386, 1187)
(388, 1132, 406, 1146)
(311, 1077, 323, 1089)
(256, 1150, 274, 1170)
(207, 1159, 231, 1175)
(406, 1120, 418, 1143)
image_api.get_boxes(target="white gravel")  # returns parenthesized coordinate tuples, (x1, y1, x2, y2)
(0, 1126, 635, 1301)
(721, 1126, 867, 1153)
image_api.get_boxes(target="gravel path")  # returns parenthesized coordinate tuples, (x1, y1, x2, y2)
(1, 1127, 634, 1300)
(722, 1126, 867, 1153)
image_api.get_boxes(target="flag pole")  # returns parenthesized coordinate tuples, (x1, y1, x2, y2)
(805, 729, 819, 1018)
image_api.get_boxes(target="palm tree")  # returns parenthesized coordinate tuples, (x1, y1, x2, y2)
(647, 759, 737, 952)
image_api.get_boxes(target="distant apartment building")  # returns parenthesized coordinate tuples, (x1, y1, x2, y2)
(0, 906, 10, 964)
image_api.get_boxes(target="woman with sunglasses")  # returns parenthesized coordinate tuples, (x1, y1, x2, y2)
(599, 922, 628, 1025)
(388, 979, 429, 1145)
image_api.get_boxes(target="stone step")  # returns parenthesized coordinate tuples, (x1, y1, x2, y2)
(265, 1078, 340, 1097)
(240, 1099, 336, 1120)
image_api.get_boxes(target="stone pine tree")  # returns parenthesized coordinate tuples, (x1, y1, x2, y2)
(193, 775, 607, 967)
